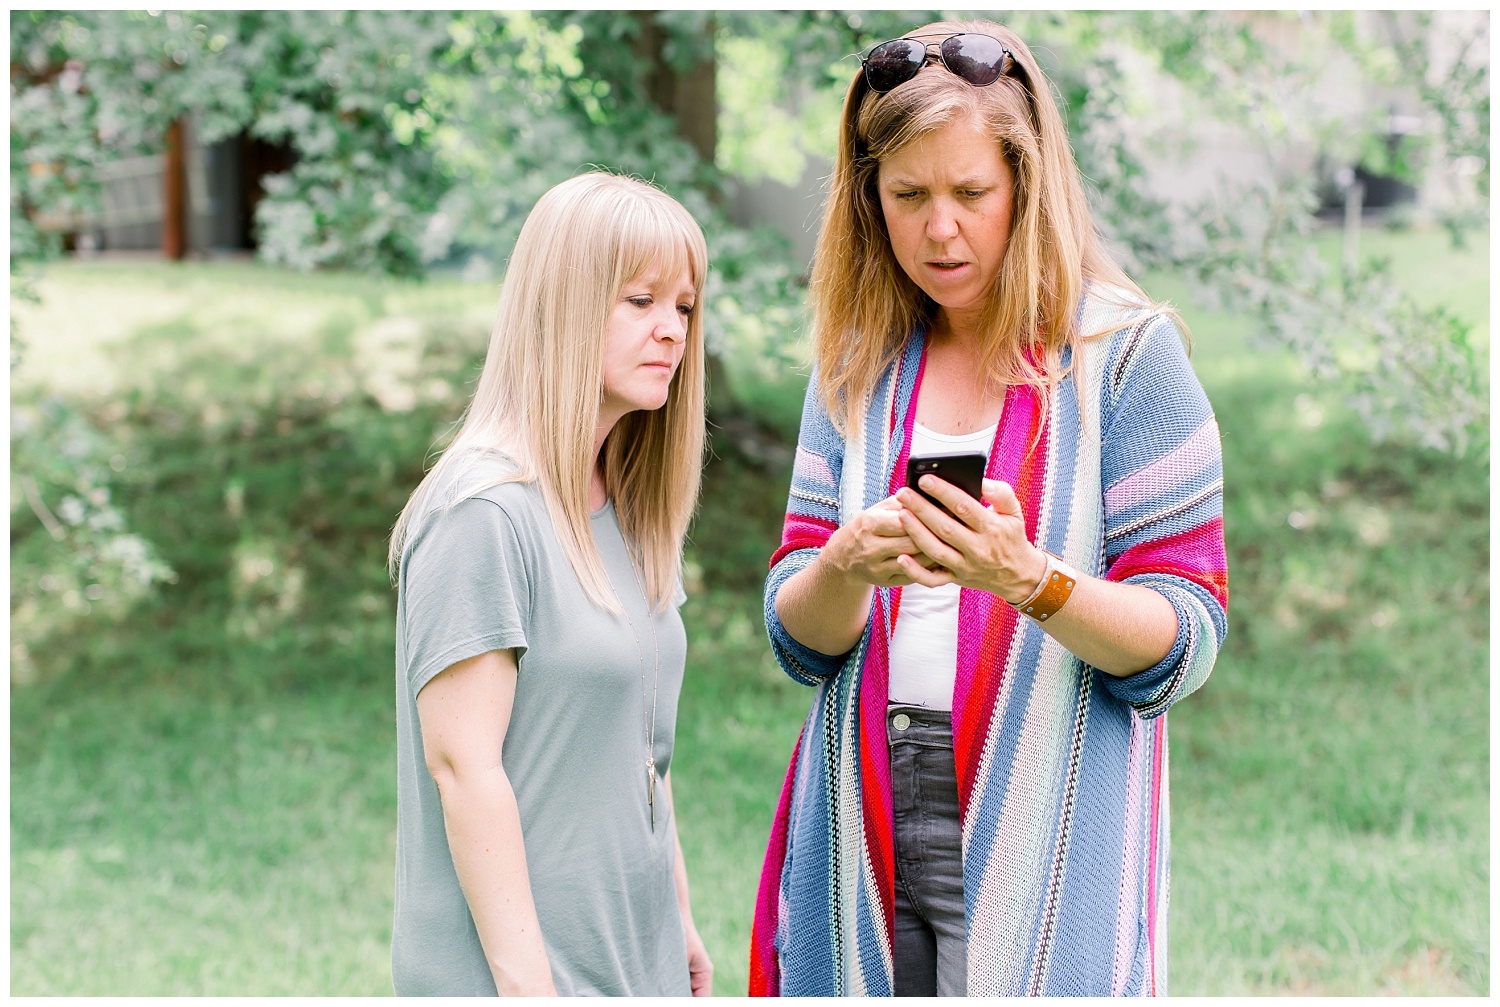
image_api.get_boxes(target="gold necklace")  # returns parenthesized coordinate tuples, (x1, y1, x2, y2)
(623, 552, 660, 830)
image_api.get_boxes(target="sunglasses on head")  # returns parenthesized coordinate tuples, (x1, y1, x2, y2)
(860, 32, 1019, 94)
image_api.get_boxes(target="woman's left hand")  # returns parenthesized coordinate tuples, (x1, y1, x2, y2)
(894, 477, 1048, 604)
(684, 924, 713, 996)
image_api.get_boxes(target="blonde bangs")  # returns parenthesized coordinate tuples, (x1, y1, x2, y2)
(612, 196, 708, 300)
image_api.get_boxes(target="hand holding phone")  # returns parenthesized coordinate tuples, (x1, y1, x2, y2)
(904, 452, 987, 519)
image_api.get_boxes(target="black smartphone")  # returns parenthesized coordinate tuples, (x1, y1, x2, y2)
(905, 452, 987, 517)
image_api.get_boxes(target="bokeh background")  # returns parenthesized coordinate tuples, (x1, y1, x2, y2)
(10, 10, 1489, 996)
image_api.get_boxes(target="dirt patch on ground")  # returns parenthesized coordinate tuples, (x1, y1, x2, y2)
(1375, 946, 1471, 996)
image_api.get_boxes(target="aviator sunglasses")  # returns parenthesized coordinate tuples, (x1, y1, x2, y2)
(860, 33, 1018, 93)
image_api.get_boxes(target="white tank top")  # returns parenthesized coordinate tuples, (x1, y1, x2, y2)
(888, 421, 998, 711)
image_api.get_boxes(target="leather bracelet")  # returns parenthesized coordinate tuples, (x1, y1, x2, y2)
(1015, 551, 1078, 623)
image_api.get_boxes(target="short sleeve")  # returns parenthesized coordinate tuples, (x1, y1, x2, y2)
(401, 496, 531, 696)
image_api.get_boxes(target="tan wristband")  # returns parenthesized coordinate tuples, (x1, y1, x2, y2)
(1015, 551, 1078, 623)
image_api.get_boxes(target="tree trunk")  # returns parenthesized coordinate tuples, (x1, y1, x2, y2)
(630, 13, 740, 420)
(162, 118, 187, 260)
(631, 11, 717, 166)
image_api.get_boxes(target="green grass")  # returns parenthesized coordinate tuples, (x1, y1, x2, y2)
(12, 667, 397, 994)
(10, 225, 1488, 995)
(1146, 259, 1489, 995)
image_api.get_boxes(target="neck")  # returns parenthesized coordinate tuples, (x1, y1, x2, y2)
(590, 410, 618, 512)
(930, 308, 988, 354)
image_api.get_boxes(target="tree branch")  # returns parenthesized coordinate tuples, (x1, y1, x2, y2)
(20, 474, 66, 541)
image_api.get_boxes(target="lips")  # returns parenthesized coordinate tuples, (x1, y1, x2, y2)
(924, 260, 971, 274)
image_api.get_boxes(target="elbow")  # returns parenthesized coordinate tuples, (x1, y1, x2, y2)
(424, 752, 461, 798)
(764, 561, 860, 683)
(766, 599, 850, 685)
(1098, 584, 1222, 716)
(1102, 595, 1182, 679)
(424, 750, 507, 801)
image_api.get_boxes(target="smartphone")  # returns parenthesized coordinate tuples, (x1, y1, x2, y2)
(905, 452, 987, 517)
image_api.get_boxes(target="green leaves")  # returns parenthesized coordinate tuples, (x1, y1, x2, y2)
(1041, 11, 1489, 455)
(10, 11, 1487, 450)
(11, 395, 177, 683)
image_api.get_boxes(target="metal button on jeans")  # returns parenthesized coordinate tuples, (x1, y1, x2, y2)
(893, 713, 911, 731)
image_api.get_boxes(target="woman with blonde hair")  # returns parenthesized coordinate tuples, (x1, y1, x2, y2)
(389, 171, 713, 996)
(750, 19, 1227, 997)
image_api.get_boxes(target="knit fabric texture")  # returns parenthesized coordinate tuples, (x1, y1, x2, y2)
(748, 291, 1229, 997)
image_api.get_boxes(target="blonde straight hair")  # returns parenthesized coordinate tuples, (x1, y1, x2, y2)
(811, 18, 1166, 432)
(388, 172, 708, 613)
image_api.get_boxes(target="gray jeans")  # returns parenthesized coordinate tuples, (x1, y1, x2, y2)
(888, 704, 967, 996)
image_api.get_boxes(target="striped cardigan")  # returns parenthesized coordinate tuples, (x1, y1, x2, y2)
(750, 293, 1228, 997)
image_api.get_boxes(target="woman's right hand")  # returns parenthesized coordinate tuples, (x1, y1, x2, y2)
(775, 496, 944, 658)
(822, 495, 941, 587)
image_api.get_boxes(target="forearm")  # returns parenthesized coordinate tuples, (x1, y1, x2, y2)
(773, 551, 873, 657)
(663, 772, 713, 996)
(1031, 571, 1178, 677)
(672, 832, 695, 919)
(667, 806, 696, 934)
(657, 773, 692, 923)
(437, 767, 557, 996)
(892, 478, 1180, 678)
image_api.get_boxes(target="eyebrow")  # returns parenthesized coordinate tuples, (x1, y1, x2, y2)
(882, 175, 996, 188)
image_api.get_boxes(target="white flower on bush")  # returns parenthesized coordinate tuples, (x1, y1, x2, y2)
(255, 196, 322, 272)
(102, 534, 172, 588)
(57, 495, 86, 526)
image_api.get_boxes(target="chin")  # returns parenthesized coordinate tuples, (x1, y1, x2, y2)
(632, 391, 672, 414)
(929, 291, 984, 314)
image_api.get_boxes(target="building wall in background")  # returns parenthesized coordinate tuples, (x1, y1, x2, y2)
(80, 116, 246, 255)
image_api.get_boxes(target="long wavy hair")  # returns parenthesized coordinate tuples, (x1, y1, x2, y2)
(389, 172, 708, 613)
(811, 17, 1163, 432)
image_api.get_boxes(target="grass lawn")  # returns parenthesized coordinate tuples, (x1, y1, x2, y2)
(1147, 253, 1489, 995)
(10, 225, 1488, 995)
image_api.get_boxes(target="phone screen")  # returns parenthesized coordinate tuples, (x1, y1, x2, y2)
(905, 452, 987, 516)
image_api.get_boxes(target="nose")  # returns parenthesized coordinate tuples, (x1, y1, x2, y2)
(655, 305, 687, 343)
(926, 198, 959, 242)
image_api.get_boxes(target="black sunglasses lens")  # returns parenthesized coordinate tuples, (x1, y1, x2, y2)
(940, 33, 1007, 86)
(864, 39, 925, 93)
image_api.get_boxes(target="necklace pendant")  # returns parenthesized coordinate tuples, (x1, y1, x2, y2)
(646, 759, 657, 830)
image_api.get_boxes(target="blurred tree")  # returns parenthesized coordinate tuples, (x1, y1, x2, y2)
(1123, 10, 1489, 453)
(626, 11, 718, 166)
(10, 9, 241, 673)
(9, 9, 1489, 450)
(10, 10, 254, 267)
(230, 10, 457, 276)
(710, 9, 1489, 454)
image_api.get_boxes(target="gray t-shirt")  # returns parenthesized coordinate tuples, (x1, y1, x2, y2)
(391, 455, 689, 996)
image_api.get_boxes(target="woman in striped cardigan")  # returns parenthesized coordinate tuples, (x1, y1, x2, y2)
(750, 18, 1228, 997)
